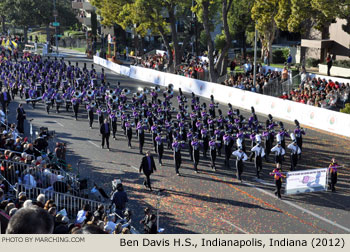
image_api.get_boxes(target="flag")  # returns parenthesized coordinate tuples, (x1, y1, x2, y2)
(5, 39, 11, 51)
(11, 40, 18, 49)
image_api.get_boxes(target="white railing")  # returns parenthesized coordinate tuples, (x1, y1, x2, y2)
(15, 183, 139, 233)
(1, 159, 80, 193)
(16, 183, 107, 218)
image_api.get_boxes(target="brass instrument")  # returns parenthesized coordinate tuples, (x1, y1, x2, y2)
(122, 88, 130, 95)
(87, 90, 94, 97)
(74, 91, 82, 98)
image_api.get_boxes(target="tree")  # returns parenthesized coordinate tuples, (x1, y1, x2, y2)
(91, 11, 98, 36)
(251, 0, 349, 63)
(228, 0, 255, 59)
(2, 0, 77, 42)
(0, 1, 7, 33)
(91, 0, 193, 72)
(194, 0, 233, 82)
(251, 0, 279, 64)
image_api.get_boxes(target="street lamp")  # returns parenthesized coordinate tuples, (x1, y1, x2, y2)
(253, 24, 258, 87)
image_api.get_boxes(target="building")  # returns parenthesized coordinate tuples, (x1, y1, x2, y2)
(71, 0, 95, 30)
(301, 18, 350, 62)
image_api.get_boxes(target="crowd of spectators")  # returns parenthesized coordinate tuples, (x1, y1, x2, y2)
(0, 121, 74, 195)
(136, 51, 284, 94)
(222, 64, 282, 94)
(0, 190, 136, 234)
(136, 51, 209, 80)
(279, 71, 350, 110)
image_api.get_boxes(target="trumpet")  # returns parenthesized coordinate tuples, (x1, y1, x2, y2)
(106, 89, 114, 95)
(87, 90, 94, 97)
(122, 88, 130, 95)
(74, 91, 82, 98)
(110, 94, 119, 103)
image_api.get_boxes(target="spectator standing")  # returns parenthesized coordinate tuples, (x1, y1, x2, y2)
(326, 54, 333, 76)
(282, 66, 289, 82)
(144, 214, 158, 234)
(16, 103, 26, 134)
(287, 53, 292, 69)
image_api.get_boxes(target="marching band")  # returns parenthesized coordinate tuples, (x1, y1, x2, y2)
(0, 56, 311, 187)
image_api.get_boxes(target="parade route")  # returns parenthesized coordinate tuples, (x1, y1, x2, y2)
(7, 48, 350, 234)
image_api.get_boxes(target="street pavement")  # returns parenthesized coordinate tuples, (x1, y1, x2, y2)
(7, 48, 350, 234)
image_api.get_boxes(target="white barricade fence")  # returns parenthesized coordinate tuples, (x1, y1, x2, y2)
(120, 64, 131, 76)
(262, 66, 283, 73)
(285, 168, 328, 195)
(163, 72, 214, 99)
(93, 56, 350, 138)
(129, 66, 166, 86)
(93, 56, 130, 76)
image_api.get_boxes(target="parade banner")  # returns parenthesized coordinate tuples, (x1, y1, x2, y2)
(93, 56, 350, 138)
(285, 168, 328, 195)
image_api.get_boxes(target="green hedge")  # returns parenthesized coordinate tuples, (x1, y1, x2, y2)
(272, 49, 289, 64)
(333, 60, 350, 69)
(306, 58, 320, 67)
(340, 103, 350, 114)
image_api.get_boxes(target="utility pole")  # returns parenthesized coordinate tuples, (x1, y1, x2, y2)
(253, 24, 258, 87)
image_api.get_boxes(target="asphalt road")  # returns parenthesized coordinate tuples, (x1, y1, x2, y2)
(7, 48, 350, 234)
